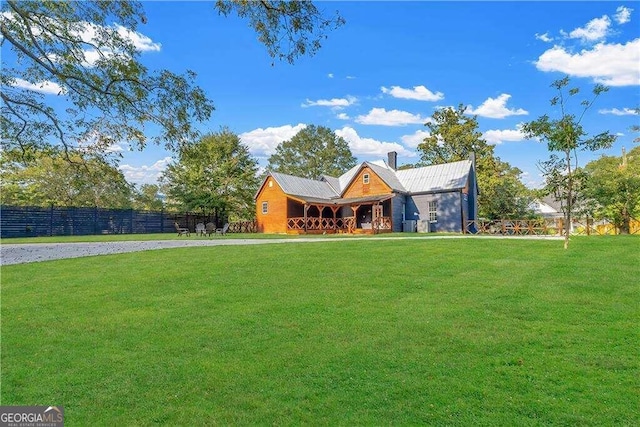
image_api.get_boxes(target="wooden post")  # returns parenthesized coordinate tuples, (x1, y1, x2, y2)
(304, 204, 309, 233)
(331, 206, 339, 231)
(351, 205, 360, 233)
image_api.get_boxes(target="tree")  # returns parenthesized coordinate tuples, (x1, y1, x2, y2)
(583, 146, 640, 234)
(522, 77, 616, 248)
(417, 104, 533, 219)
(1, 1, 343, 160)
(161, 129, 259, 221)
(0, 150, 133, 208)
(215, 1, 345, 65)
(132, 184, 164, 211)
(267, 125, 357, 179)
(631, 107, 640, 143)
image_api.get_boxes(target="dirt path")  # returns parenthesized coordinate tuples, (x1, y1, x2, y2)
(0, 235, 562, 266)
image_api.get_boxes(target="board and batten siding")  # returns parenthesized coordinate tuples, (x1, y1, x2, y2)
(391, 194, 405, 232)
(342, 167, 392, 198)
(407, 192, 464, 232)
(255, 176, 289, 233)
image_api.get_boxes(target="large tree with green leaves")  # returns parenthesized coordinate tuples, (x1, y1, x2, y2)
(0, 1, 343, 161)
(417, 104, 533, 219)
(267, 125, 357, 179)
(0, 150, 133, 208)
(161, 129, 259, 221)
(522, 77, 616, 248)
(583, 146, 640, 234)
(132, 184, 164, 211)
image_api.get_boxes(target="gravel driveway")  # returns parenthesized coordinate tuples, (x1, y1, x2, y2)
(1, 235, 562, 266)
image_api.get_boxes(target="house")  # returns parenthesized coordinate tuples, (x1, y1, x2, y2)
(530, 195, 564, 219)
(254, 152, 478, 234)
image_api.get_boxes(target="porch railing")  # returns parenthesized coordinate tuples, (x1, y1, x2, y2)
(287, 216, 393, 232)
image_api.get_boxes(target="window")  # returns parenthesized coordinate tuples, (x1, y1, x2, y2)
(363, 173, 370, 184)
(428, 200, 437, 222)
(268, 180, 273, 188)
(262, 201, 268, 214)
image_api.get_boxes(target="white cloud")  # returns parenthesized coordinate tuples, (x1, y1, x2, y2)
(381, 85, 444, 102)
(346, 76, 356, 80)
(336, 113, 350, 120)
(400, 130, 430, 148)
(355, 108, 428, 126)
(12, 78, 65, 95)
(302, 96, 356, 109)
(535, 32, 553, 43)
(616, 132, 625, 137)
(467, 94, 528, 119)
(335, 126, 415, 157)
(568, 15, 611, 42)
(120, 156, 172, 185)
(599, 107, 637, 115)
(483, 128, 528, 145)
(114, 24, 161, 52)
(614, 6, 632, 25)
(41, 19, 161, 67)
(327, 73, 334, 78)
(239, 123, 306, 157)
(535, 39, 640, 86)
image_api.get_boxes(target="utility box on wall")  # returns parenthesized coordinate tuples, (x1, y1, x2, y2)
(417, 220, 431, 233)
(403, 220, 417, 232)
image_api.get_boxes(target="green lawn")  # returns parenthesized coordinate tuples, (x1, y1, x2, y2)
(2, 237, 638, 425)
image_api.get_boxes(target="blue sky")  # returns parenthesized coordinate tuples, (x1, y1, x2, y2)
(11, 1, 640, 188)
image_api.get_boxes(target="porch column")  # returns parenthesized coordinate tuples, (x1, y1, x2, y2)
(350, 205, 360, 233)
(304, 204, 309, 233)
(330, 206, 340, 231)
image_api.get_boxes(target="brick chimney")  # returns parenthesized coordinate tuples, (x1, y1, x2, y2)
(388, 151, 397, 170)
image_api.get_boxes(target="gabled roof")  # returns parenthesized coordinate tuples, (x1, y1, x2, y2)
(256, 158, 475, 202)
(395, 160, 472, 193)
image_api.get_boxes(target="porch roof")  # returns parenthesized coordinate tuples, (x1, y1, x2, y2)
(290, 193, 394, 206)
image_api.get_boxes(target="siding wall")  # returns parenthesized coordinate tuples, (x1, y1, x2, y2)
(255, 177, 289, 233)
(342, 166, 392, 198)
(391, 194, 405, 232)
(407, 192, 463, 232)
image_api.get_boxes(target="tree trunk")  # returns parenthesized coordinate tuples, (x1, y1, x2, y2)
(564, 149, 572, 250)
(621, 208, 631, 234)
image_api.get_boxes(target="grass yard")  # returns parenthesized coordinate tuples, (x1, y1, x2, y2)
(1, 237, 638, 425)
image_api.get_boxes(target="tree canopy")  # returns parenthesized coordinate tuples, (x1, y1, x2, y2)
(0, 150, 133, 208)
(267, 125, 357, 179)
(161, 129, 259, 221)
(1, 1, 343, 161)
(417, 104, 533, 219)
(522, 77, 615, 248)
(583, 146, 640, 234)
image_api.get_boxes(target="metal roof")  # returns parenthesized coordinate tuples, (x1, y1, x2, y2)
(365, 162, 406, 193)
(259, 159, 473, 202)
(320, 175, 341, 194)
(337, 163, 360, 192)
(395, 160, 472, 193)
(269, 172, 338, 199)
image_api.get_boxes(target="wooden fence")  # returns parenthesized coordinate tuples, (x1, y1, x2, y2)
(465, 218, 640, 236)
(0, 205, 257, 238)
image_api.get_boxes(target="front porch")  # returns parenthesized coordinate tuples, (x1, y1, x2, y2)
(286, 195, 394, 234)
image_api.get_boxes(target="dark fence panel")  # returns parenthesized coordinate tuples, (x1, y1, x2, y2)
(1, 205, 175, 238)
(1, 205, 256, 238)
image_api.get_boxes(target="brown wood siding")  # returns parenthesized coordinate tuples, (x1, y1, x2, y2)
(342, 167, 392, 199)
(255, 177, 289, 233)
